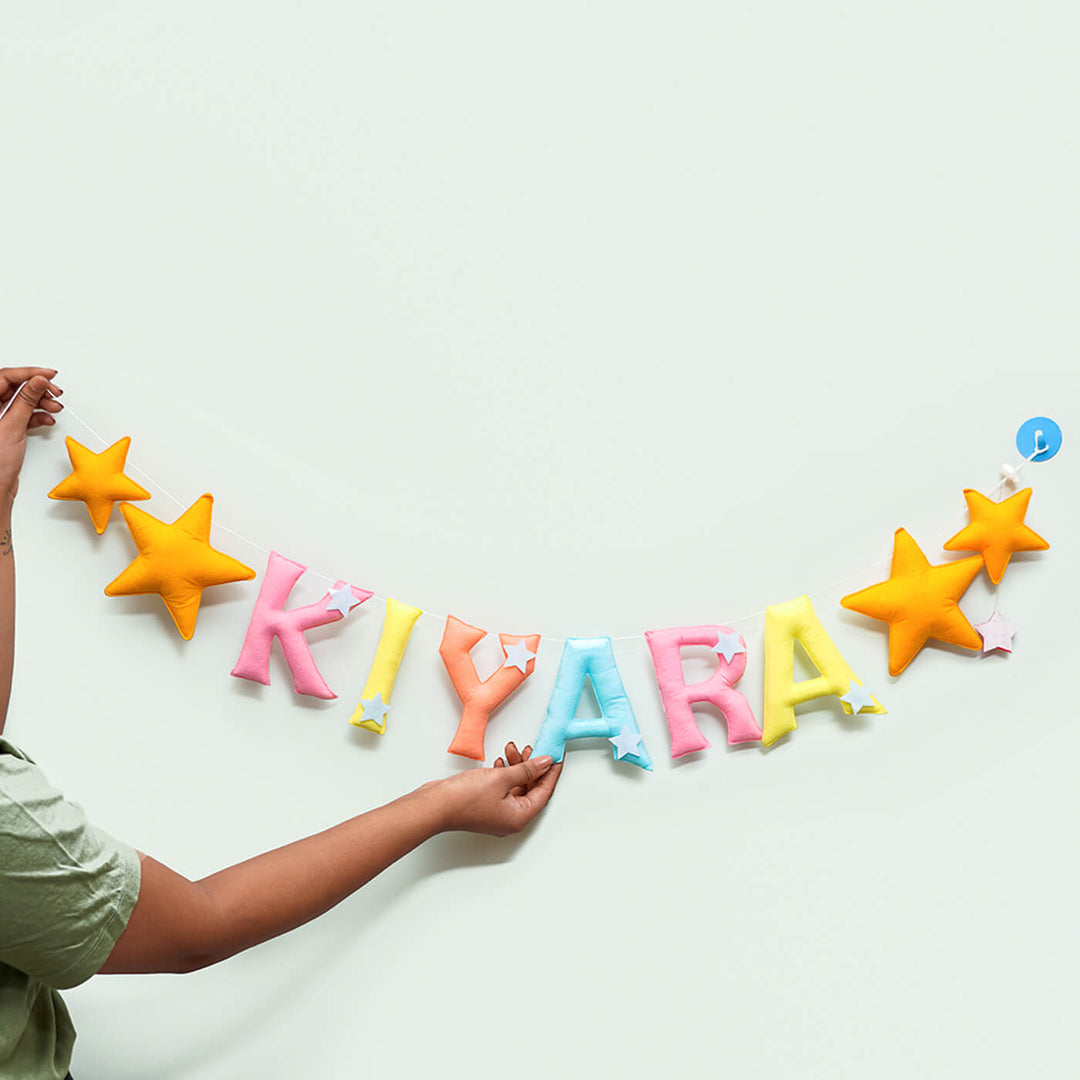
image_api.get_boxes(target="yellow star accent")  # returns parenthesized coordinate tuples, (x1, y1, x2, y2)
(48, 436, 151, 534)
(841, 529, 983, 676)
(943, 487, 1049, 584)
(105, 494, 256, 640)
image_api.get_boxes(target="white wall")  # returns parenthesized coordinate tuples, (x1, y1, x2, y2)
(3, 4, 1078, 1078)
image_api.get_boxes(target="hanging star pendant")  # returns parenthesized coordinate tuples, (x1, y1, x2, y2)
(944, 487, 1049, 584)
(105, 494, 256, 640)
(974, 611, 1017, 654)
(841, 528, 984, 676)
(48, 436, 151, 534)
(502, 638, 538, 674)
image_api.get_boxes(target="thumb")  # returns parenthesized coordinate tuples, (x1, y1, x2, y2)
(1, 377, 50, 430)
(500, 755, 553, 790)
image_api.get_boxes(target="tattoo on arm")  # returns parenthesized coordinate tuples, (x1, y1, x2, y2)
(1, 529, 11, 556)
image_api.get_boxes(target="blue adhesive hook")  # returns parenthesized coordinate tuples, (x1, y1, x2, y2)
(1016, 417, 1062, 462)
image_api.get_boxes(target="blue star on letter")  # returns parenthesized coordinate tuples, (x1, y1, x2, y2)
(610, 727, 643, 760)
(358, 693, 391, 725)
(839, 682, 877, 714)
(326, 585, 362, 617)
(712, 630, 745, 664)
(502, 639, 537, 674)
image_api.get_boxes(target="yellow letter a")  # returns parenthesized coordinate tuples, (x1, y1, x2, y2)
(763, 596, 885, 747)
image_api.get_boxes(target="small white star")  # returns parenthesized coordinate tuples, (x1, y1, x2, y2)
(974, 611, 1016, 654)
(712, 630, 746, 664)
(840, 682, 877, 714)
(326, 585, 363, 617)
(358, 693, 391, 725)
(610, 727, 643, 760)
(502, 639, 537, 674)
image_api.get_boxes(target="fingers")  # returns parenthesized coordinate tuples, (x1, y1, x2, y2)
(519, 762, 562, 815)
(0, 369, 61, 399)
(501, 754, 553, 792)
(0, 376, 53, 431)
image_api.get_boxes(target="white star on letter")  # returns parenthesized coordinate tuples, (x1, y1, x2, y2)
(359, 693, 391, 725)
(840, 682, 877, 714)
(502, 639, 537, 674)
(712, 631, 745, 664)
(326, 585, 361, 617)
(610, 727, 643, 760)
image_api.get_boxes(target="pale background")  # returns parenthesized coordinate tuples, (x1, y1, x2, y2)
(2, 4, 1078, 1078)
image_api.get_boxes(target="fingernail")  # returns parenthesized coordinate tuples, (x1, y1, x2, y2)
(534, 755, 553, 768)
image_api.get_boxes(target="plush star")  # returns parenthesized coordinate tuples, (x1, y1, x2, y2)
(105, 494, 256, 640)
(712, 630, 745, 664)
(974, 611, 1017, 654)
(48, 436, 151, 534)
(326, 584, 365, 617)
(357, 693, 392, 726)
(840, 528, 984, 676)
(502, 638, 538, 674)
(610, 727, 644, 760)
(839, 681, 877, 714)
(943, 487, 1049, 584)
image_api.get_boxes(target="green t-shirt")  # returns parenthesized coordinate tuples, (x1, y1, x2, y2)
(0, 738, 141, 1080)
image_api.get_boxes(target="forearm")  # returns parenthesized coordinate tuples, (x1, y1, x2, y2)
(102, 751, 556, 976)
(190, 787, 445, 968)
(105, 785, 449, 974)
(0, 501, 14, 735)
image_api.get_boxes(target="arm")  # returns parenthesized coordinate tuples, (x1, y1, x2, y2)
(0, 369, 64, 736)
(100, 744, 560, 975)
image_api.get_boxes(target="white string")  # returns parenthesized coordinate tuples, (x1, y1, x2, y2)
(41, 391, 1050, 646)
(980, 434, 1047, 625)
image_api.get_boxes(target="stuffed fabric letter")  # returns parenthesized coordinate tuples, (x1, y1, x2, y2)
(440, 616, 541, 760)
(532, 638, 653, 770)
(350, 598, 423, 735)
(231, 551, 372, 699)
(645, 625, 761, 758)
(763, 596, 885, 747)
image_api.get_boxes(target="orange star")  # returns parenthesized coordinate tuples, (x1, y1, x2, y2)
(943, 487, 1049, 584)
(841, 529, 983, 676)
(48, 436, 151, 534)
(105, 494, 256, 640)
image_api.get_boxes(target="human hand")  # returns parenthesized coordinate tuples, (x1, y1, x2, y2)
(0, 369, 64, 503)
(420, 741, 562, 837)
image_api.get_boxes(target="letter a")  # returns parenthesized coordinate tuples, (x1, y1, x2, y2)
(532, 638, 652, 769)
(762, 596, 885, 746)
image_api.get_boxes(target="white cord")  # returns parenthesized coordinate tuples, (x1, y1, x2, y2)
(40, 391, 1047, 646)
